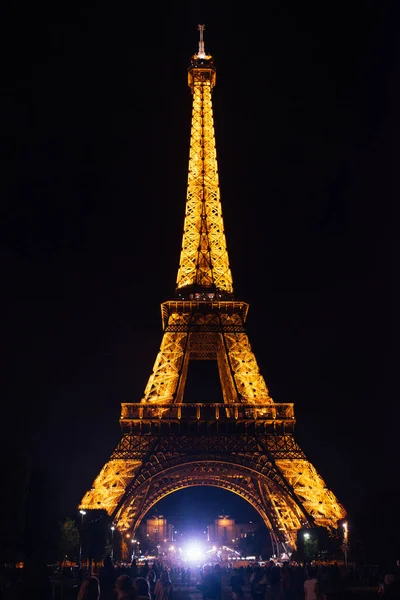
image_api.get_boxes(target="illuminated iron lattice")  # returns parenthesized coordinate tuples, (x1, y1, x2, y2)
(80, 26, 346, 557)
(176, 42, 232, 293)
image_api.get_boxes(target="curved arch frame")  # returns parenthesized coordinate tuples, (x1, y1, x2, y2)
(113, 457, 308, 553)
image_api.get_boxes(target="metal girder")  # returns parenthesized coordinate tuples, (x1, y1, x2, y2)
(120, 402, 295, 424)
(176, 59, 233, 294)
(161, 301, 249, 329)
(79, 430, 344, 554)
(141, 311, 272, 405)
(112, 459, 307, 554)
(275, 459, 346, 528)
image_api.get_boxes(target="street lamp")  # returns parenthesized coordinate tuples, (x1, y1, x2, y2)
(111, 525, 115, 560)
(132, 540, 136, 560)
(342, 522, 349, 568)
(131, 539, 140, 559)
(79, 510, 86, 567)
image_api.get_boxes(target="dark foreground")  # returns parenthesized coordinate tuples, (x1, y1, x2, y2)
(0, 566, 381, 600)
(48, 571, 378, 600)
(173, 581, 378, 600)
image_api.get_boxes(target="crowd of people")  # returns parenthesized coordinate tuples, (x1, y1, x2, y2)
(77, 558, 174, 600)
(194, 562, 325, 600)
(224, 560, 400, 600)
(74, 556, 400, 600)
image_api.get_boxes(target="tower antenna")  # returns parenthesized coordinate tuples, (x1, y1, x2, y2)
(198, 24, 206, 58)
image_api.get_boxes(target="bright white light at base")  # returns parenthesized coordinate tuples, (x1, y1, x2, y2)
(184, 544, 204, 562)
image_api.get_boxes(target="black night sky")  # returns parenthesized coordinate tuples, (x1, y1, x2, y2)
(0, 1, 396, 564)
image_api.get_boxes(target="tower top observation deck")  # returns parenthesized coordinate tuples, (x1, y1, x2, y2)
(188, 24, 216, 92)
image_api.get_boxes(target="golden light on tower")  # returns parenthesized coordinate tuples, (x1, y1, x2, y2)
(79, 25, 346, 558)
(176, 27, 231, 294)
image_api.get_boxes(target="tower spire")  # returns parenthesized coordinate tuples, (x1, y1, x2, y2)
(198, 24, 206, 58)
(176, 26, 233, 297)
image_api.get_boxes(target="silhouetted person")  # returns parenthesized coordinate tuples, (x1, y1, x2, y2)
(304, 567, 319, 600)
(152, 562, 160, 581)
(140, 560, 150, 578)
(101, 554, 116, 597)
(269, 565, 281, 600)
(230, 569, 244, 600)
(134, 576, 151, 600)
(78, 576, 100, 600)
(154, 570, 174, 600)
(147, 568, 157, 600)
(131, 559, 139, 579)
(280, 562, 291, 600)
(250, 567, 266, 600)
(385, 579, 400, 598)
(330, 562, 340, 595)
(116, 574, 135, 599)
(203, 565, 222, 600)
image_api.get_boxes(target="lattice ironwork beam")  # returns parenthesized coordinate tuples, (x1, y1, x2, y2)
(112, 460, 311, 554)
(120, 403, 295, 423)
(176, 52, 232, 294)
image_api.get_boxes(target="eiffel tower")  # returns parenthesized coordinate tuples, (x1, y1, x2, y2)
(80, 25, 346, 556)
